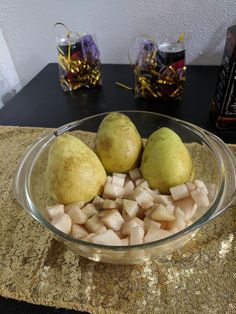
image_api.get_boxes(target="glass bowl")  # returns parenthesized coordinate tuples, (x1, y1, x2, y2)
(13, 111, 236, 264)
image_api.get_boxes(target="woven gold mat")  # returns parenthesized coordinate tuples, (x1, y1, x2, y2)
(0, 125, 236, 314)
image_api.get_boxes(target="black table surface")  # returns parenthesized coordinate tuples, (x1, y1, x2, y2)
(0, 63, 235, 143)
(0, 64, 235, 314)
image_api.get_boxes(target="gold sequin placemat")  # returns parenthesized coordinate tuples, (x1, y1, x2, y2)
(0, 125, 236, 314)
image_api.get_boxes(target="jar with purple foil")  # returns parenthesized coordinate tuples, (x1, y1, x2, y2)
(134, 37, 186, 100)
(55, 24, 102, 91)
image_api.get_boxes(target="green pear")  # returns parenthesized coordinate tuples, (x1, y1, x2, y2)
(46, 133, 106, 205)
(140, 127, 193, 194)
(95, 112, 143, 173)
(188, 163, 195, 182)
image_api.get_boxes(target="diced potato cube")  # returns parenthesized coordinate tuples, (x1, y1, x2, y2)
(115, 230, 122, 238)
(190, 188, 209, 207)
(122, 208, 130, 221)
(82, 203, 98, 219)
(166, 225, 179, 233)
(112, 174, 126, 187)
(121, 217, 144, 236)
(70, 224, 88, 239)
(144, 227, 172, 243)
(113, 173, 127, 179)
(153, 194, 173, 205)
(85, 215, 104, 233)
(148, 204, 175, 221)
(91, 229, 122, 246)
(65, 201, 85, 213)
(47, 204, 64, 219)
(103, 183, 124, 199)
(97, 209, 110, 218)
(67, 206, 87, 224)
(103, 199, 117, 209)
(170, 184, 189, 201)
(142, 200, 154, 210)
(135, 178, 145, 186)
(137, 206, 145, 220)
(82, 233, 96, 242)
(92, 196, 104, 210)
(174, 197, 197, 220)
(176, 207, 187, 229)
(115, 198, 123, 211)
(144, 217, 161, 232)
(143, 186, 156, 199)
(167, 207, 186, 231)
(106, 176, 112, 183)
(123, 199, 139, 218)
(122, 206, 142, 221)
(124, 176, 131, 186)
(160, 221, 169, 229)
(51, 213, 71, 234)
(96, 225, 107, 234)
(144, 208, 153, 217)
(152, 189, 160, 195)
(121, 237, 129, 246)
(123, 180, 135, 199)
(130, 225, 145, 245)
(185, 204, 198, 221)
(133, 187, 153, 209)
(186, 182, 196, 192)
(166, 203, 175, 214)
(101, 209, 125, 231)
(138, 180, 150, 189)
(129, 168, 142, 181)
(174, 196, 194, 212)
(194, 179, 208, 195)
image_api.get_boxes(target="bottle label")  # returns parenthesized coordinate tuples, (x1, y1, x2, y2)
(213, 36, 236, 117)
(224, 63, 236, 115)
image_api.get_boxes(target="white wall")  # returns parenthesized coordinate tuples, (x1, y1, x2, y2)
(1, 0, 236, 86)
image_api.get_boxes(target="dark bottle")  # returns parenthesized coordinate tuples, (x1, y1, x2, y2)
(212, 25, 236, 129)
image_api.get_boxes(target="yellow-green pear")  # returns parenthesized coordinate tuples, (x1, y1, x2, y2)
(46, 133, 106, 205)
(188, 163, 195, 182)
(95, 112, 143, 173)
(140, 127, 193, 194)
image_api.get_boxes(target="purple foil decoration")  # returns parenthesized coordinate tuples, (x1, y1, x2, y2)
(135, 38, 157, 68)
(79, 34, 100, 61)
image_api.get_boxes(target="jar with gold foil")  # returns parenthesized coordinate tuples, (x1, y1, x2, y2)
(55, 23, 102, 92)
(134, 36, 186, 100)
